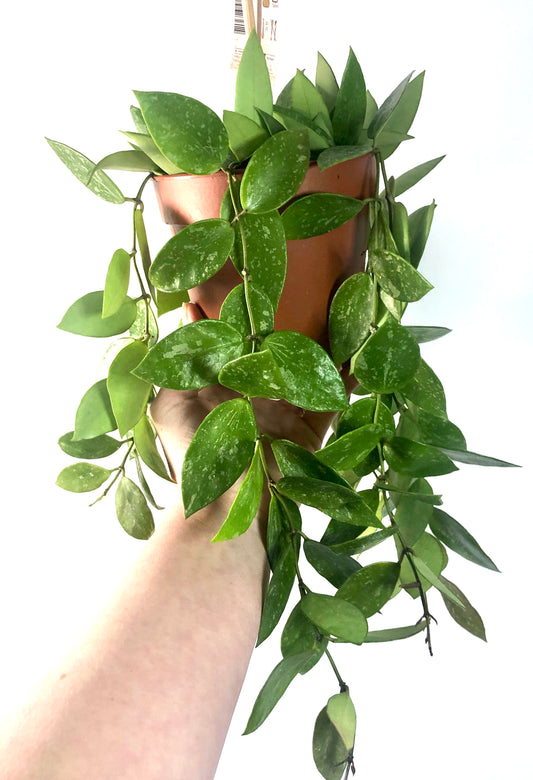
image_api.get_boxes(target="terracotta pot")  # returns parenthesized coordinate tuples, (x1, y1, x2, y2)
(153, 153, 376, 350)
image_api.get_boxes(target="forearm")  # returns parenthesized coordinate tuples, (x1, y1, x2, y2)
(1, 500, 268, 780)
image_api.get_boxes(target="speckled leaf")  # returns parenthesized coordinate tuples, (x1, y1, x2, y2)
(354, 317, 420, 393)
(74, 379, 117, 440)
(336, 562, 400, 617)
(281, 603, 326, 672)
(244, 651, 319, 734)
(58, 291, 137, 338)
(181, 398, 257, 517)
(219, 283, 274, 342)
(384, 437, 458, 477)
(262, 331, 348, 412)
(337, 397, 395, 439)
(115, 476, 155, 540)
(317, 144, 373, 171)
(313, 706, 350, 780)
(316, 424, 383, 471)
(304, 540, 361, 588)
(58, 431, 121, 460)
(223, 110, 269, 161)
(401, 359, 447, 417)
(103, 249, 131, 318)
(107, 341, 152, 436)
(276, 477, 381, 527)
(329, 272, 374, 366)
(234, 28, 273, 123)
(219, 349, 285, 398)
(211, 446, 264, 542)
(46, 138, 125, 203)
(409, 201, 436, 268)
(439, 576, 487, 641)
(240, 130, 310, 213)
(407, 408, 466, 450)
(133, 414, 172, 481)
(371, 248, 433, 302)
(331, 48, 366, 145)
(327, 691, 356, 752)
(133, 320, 245, 390)
(394, 478, 433, 547)
(343, 526, 397, 555)
(282, 193, 365, 240)
(315, 52, 339, 112)
(231, 211, 287, 307)
(56, 462, 111, 493)
(149, 219, 234, 293)
(430, 508, 499, 571)
(134, 91, 228, 175)
(257, 533, 297, 645)
(271, 439, 351, 487)
(301, 593, 368, 644)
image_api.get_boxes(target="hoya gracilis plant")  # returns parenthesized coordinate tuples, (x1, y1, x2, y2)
(47, 30, 517, 779)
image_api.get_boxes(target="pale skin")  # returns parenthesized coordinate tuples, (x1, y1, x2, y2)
(0, 303, 348, 779)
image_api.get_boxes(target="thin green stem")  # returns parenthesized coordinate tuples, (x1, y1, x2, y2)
(226, 173, 258, 348)
(324, 647, 347, 691)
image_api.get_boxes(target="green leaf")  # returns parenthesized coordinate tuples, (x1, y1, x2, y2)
(121, 130, 183, 175)
(331, 48, 366, 145)
(271, 439, 351, 487)
(394, 478, 434, 547)
(133, 320, 245, 390)
(400, 532, 447, 597)
(234, 28, 273, 123)
(134, 208, 155, 301)
(211, 445, 264, 542)
(316, 424, 383, 471)
(337, 397, 396, 439)
(133, 414, 172, 481)
(315, 52, 339, 112)
(317, 144, 373, 171)
(149, 218, 234, 293)
(223, 110, 269, 161)
(261, 331, 348, 412)
(107, 341, 152, 436)
(181, 398, 257, 517)
(266, 494, 301, 570)
(313, 706, 351, 780)
(341, 526, 397, 555)
(256, 108, 286, 136)
(354, 317, 420, 393)
(392, 156, 446, 197)
(134, 91, 228, 175)
(430, 508, 499, 571)
(103, 249, 131, 318)
(412, 554, 464, 607)
(240, 130, 310, 213)
(257, 533, 297, 645)
(277, 477, 380, 527)
(409, 202, 436, 268)
(304, 540, 361, 588)
(300, 593, 368, 644)
(128, 300, 158, 348)
(401, 359, 447, 417)
(281, 603, 327, 672)
(327, 691, 356, 752)
(219, 283, 274, 341)
(46, 138, 125, 203)
(58, 292, 137, 338)
(371, 248, 433, 302)
(134, 453, 164, 510)
(130, 105, 148, 134)
(58, 431, 121, 460)
(439, 575, 487, 641)
(383, 437, 458, 477)
(244, 651, 318, 734)
(115, 476, 155, 540)
(56, 462, 111, 493)
(273, 105, 331, 151)
(282, 193, 365, 240)
(405, 326, 452, 344)
(291, 70, 334, 140)
(93, 149, 157, 173)
(364, 621, 428, 642)
(74, 379, 117, 440)
(391, 201, 411, 262)
(321, 520, 367, 553)
(370, 72, 424, 158)
(336, 562, 400, 617)
(367, 73, 414, 140)
(219, 349, 286, 398)
(407, 408, 467, 450)
(231, 210, 287, 307)
(438, 448, 519, 468)
(156, 289, 189, 317)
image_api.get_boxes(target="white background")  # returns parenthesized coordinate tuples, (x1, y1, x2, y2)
(1, 0, 532, 778)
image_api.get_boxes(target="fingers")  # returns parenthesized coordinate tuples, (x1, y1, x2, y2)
(183, 301, 206, 324)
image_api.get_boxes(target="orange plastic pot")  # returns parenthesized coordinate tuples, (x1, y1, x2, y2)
(153, 153, 376, 350)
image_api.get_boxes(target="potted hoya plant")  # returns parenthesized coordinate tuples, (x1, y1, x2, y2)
(47, 30, 517, 779)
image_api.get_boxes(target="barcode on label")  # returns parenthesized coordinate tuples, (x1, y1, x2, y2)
(234, 0, 246, 35)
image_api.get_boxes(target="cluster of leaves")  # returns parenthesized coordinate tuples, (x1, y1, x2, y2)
(48, 31, 516, 780)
